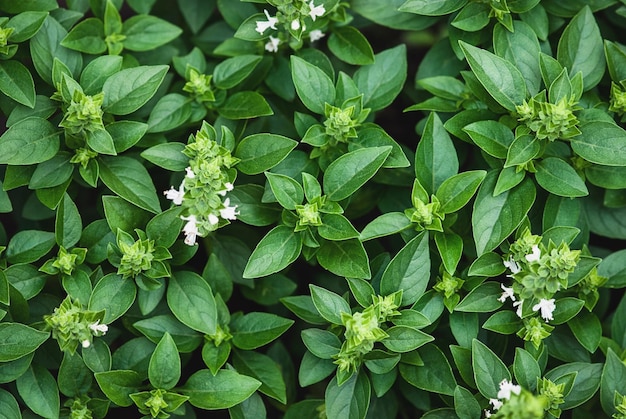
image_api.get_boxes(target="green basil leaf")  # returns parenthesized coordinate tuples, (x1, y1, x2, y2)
(360, 212, 412, 241)
(213, 55, 263, 89)
(328, 26, 374, 65)
(399, 344, 456, 395)
(535, 157, 588, 197)
(6, 229, 55, 264)
(291, 55, 335, 115)
(231, 312, 294, 350)
(182, 369, 260, 409)
(493, 20, 542, 95)
(323, 146, 391, 201)
(0, 323, 49, 362)
(0, 117, 59, 165)
(30, 16, 82, 85)
(99, 156, 161, 214)
(140, 142, 188, 171)
(122, 14, 182, 51)
(455, 282, 503, 313)
(301, 328, 341, 359)
(316, 239, 371, 279)
(29, 153, 73, 190)
(504, 134, 541, 168)
(80, 55, 123, 95)
(0, 388, 21, 419)
(227, 184, 281, 227)
(94, 370, 143, 407)
(265, 172, 304, 210)
(463, 120, 514, 159)
(60, 17, 106, 54)
(472, 172, 536, 255)
(416, 112, 459, 195)
(235, 134, 298, 175)
(436, 170, 486, 214)
(232, 350, 287, 404)
(147, 93, 192, 133)
(472, 339, 511, 400)
(318, 213, 360, 241)
(571, 121, 626, 166)
(16, 364, 60, 418)
(167, 271, 217, 335)
(6, 11, 48, 42)
(243, 225, 302, 278)
(148, 333, 181, 390)
(383, 326, 434, 352)
(219, 91, 273, 120)
(325, 373, 371, 419)
(380, 232, 430, 306)
(55, 193, 82, 248)
(102, 65, 169, 115)
(0, 60, 36, 108)
(89, 273, 137, 323)
(556, 6, 604, 91)
(459, 41, 527, 111)
(601, 348, 626, 416)
(354, 44, 407, 111)
(309, 284, 351, 325)
(398, 0, 468, 16)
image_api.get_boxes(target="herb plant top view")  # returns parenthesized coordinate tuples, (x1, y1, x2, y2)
(1, 0, 626, 418)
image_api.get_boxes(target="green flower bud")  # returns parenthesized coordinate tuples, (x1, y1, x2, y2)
(296, 201, 323, 229)
(610, 82, 626, 115)
(68, 397, 93, 419)
(70, 147, 99, 169)
(517, 317, 553, 349)
(44, 296, 106, 354)
(144, 389, 169, 418)
(183, 68, 215, 103)
(0, 25, 14, 54)
(59, 90, 105, 137)
(118, 237, 155, 279)
(324, 103, 359, 144)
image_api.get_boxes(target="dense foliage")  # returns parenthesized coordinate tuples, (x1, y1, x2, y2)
(1, 0, 626, 418)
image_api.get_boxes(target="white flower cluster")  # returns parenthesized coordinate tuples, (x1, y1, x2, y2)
(500, 245, 556, 322)
(484, 379, 522, 417)
(255, 2, 326, 53)
(81, 320, 108, 348)
(164, 167, 238, 246)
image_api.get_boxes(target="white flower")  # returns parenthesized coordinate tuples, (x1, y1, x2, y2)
(255, 9, 278, 34)
(164, 183, 184, 205)
(498, 284, 516, 303)
(525, 245, 541, 263)
(208, 213, 219, 225)
(220, 198, 239, 220)
(308, 1, 325, 21)
(503, 257, 521, 275)
(265, 35, 280, 53)
(497, 379, 521, 400)
(185, 167, 195, 179)
(484, 410, 492, 418)
(89, 320, 108, 335)
(309, 29, 325, 42)
(489, 398, 503, 411)
(82, 339, 91, 348)
(291, 19, 301, 30)
(218, 182, 235, 196)
(532, 298, 556, 322)
(513, 299, 524, 318)
(181, 215, 199, 246)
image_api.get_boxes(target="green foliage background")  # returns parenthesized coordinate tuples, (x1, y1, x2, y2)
(1, 0, 626, 418)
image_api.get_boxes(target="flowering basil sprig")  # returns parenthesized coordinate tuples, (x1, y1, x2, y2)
(163, 122, 240, 246)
